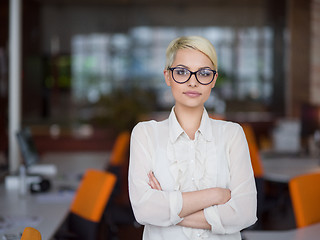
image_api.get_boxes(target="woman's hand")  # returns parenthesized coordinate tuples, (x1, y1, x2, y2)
(148, 171, 162, 190)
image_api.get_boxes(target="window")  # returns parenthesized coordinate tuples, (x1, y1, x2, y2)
(70, 26, 273, 121)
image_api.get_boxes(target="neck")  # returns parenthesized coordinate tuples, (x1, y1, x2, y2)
(174, 105, 204, 140)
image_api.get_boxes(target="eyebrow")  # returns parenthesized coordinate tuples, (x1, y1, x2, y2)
(175, 64, 213, 70)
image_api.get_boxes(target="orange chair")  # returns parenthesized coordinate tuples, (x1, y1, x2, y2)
(21, 227, 41, 240)
(241, 123, 266, 229)
(107, 131, 131, 203)
(241, 123, 264, 178)
(70, 169, 117, 222)
(104, 131, 137, 236)
(56, 169, 117, 240)
(109, 131, 131, 167)
(289, 172, 320, 228)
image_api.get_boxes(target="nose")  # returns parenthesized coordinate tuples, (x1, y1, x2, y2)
(188, 72, 198, 87)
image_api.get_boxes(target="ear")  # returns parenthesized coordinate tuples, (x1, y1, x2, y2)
(211, 72, 218, 89)
(164, 69, 171, 86)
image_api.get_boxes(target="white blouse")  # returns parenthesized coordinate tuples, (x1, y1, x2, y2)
(128, 107, 257, 240)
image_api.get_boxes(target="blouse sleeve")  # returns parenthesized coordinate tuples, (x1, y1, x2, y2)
(204, 123, 257, 234)
(128, 122, 183, 227)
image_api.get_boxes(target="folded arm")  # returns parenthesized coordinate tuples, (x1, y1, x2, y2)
(130, 123, 230, 228)
(129, 122, 257, 232)
(148, 171, 230, 229)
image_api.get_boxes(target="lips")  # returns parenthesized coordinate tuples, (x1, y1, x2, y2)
(183, 91, 201, 97)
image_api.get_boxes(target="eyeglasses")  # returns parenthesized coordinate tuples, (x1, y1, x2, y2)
(168, 67, 217, 85)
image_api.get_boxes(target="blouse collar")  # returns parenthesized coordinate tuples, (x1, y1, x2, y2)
(168, 106, 213, 143)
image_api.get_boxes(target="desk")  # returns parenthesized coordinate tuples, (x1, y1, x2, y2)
(0, 151, 109, 240)
(262, 155, 320, 183)
(242, 222, 320, 240)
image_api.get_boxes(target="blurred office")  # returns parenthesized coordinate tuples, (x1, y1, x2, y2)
(1, 0, 319, 153)
(0, 0, 320, 239)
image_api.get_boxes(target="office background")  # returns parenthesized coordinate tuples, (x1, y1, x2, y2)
(0, 0, 320, 180)
(0, 1, 320, 239)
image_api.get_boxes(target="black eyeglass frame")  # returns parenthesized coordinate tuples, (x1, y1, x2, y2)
(168, 67, 217, 85)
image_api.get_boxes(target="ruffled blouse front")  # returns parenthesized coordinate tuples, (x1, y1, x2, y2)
(128, 107, 257, 240)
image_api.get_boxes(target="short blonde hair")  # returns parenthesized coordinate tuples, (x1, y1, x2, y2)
(165, 36, 218, 71)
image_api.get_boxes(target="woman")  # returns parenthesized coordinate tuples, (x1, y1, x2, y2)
(128, 36, 257, 240)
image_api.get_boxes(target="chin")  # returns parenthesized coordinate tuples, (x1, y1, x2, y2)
(180, 102, 204, 109)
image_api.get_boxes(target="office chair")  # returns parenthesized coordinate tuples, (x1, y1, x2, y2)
(289, 172, 320, 228)
(241, 123, 264, 178)
(56, 169, 117, 240)
(107, 131, 131, 204)
(21, 227, 42, 240)
(104, 131, 139, 238)
(109, 131, 131, 168)
(241, 123, 265, 229)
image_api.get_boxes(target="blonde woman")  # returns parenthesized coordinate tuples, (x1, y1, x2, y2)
(128, 36, 257, 240)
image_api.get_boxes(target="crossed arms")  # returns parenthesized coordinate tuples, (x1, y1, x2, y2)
(128, 122, 257, 233)
(148, 171, 231, 230)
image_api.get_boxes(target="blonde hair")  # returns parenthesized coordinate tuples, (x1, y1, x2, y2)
(165, 36, 218, 71)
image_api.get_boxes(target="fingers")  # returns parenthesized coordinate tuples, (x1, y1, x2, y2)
(148, 171, 162, 190)
(148, 171, 158, 189)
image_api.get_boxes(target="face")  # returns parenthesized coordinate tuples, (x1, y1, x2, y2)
(164, 48, 217, 110)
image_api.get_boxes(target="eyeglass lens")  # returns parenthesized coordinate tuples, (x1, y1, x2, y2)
(171, 68, 215, 85)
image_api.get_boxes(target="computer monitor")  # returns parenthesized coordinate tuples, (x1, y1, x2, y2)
(16, 127, 40, 168)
